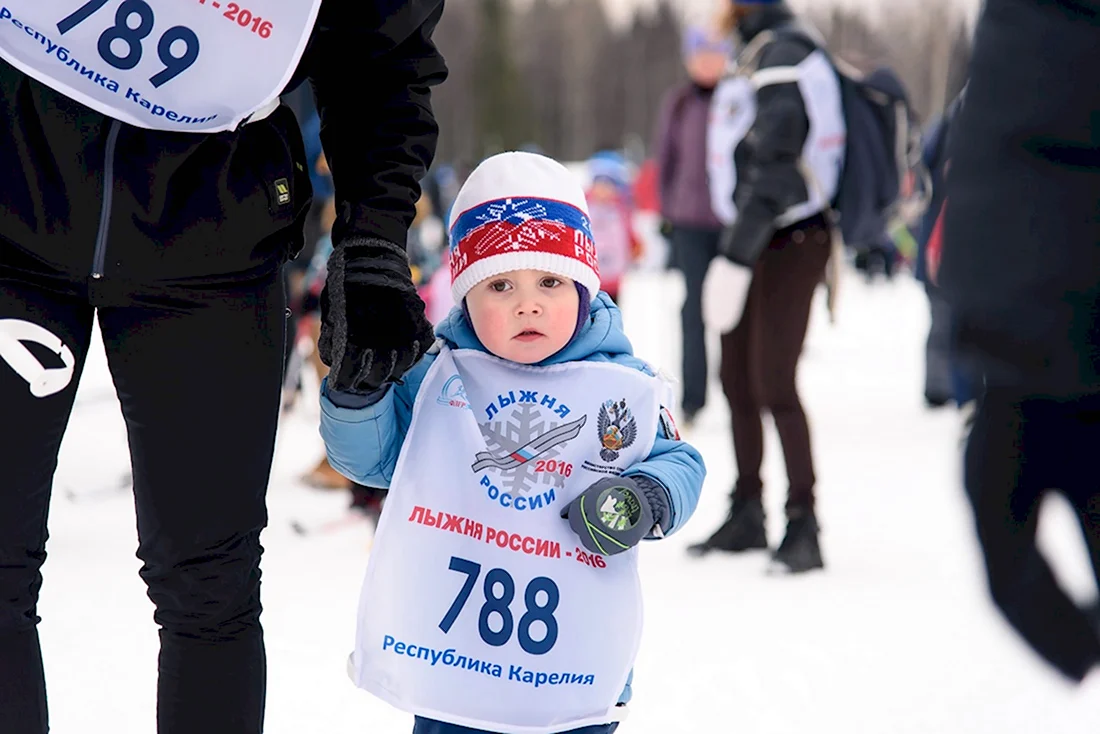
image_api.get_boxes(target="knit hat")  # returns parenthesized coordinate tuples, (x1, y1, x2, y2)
(681, 25, 733, 60)
(447, 152, 601, 304)
(587, 150, 631, 191)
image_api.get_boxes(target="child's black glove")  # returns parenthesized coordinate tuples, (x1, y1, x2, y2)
(318, 237, 434, 395)
(560, 475, 671, 556)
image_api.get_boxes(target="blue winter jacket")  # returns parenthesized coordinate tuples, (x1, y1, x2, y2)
(319, 293, 706, 705)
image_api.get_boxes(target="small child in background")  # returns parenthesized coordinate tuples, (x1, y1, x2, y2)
(584, 151, 642, 303)
(320, 152, 705, 734)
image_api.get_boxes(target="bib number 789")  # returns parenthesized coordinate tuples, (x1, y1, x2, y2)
(58, 0, 199, 88)
(439, 556, 560, 656)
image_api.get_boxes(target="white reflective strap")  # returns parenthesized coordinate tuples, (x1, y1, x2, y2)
(752, 66, 802, 89)
(0, 319, 75, 397)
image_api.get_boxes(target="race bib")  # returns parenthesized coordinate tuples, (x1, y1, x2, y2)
(706, 74, 756, 227)
(350, 348, 667, 734)
(0, 0, 321, 132)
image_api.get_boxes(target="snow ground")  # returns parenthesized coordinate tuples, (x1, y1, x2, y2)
(43, 268, 1097, 733)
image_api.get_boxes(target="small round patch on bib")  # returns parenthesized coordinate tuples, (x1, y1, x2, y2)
(596, 485, 643, 532)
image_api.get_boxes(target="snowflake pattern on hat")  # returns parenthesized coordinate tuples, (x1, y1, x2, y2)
(446, 152, 602, 303)
(472, 199, 575, 254)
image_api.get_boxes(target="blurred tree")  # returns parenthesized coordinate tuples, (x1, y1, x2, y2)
(431, 1, 477, 166)
(808, 0, 972, 122)
(428, 0, 969, 165)
(473, 0, 533, 155)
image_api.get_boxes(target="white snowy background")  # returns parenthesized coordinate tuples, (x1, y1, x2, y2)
(45, 267, 1097, 733)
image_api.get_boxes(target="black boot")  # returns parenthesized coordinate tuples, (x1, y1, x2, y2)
(687, 494, 768, 556)
(770, 506, 824, 573)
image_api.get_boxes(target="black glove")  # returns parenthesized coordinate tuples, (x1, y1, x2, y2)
(560, 475, 671, 556)
(318, 237, 434, 395)
(718, 199, 776, 267)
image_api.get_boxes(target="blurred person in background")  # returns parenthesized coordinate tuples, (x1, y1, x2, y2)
(915, 89, 976, 410)
(654, 25, 733, 427)
(629, 156, 669, 271)
(687, 0, 843, 574)
(297, 187, 444, 525)
(846, 66, 919, 282)
(585, 150, 642, 304)
(938, 0, 1100, 686)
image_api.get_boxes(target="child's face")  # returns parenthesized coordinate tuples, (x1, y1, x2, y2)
(589, 179, 619, 202)
(465, 269, 580, 364)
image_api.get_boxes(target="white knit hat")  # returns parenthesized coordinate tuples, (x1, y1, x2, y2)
(447, 152, 601, 303)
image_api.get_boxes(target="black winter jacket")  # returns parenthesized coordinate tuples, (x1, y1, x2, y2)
(0, 1, 447, 294)
(723, 4, 819, 263)
(939, 0, 1100, 397)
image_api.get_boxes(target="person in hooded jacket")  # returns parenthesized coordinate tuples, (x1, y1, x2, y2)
(938, 0, 1100, 687)
(321, 151, 705, 734)
(687, 0, 845, 574)
(0, 3, 447, 732)
(653, 25, 733, 426)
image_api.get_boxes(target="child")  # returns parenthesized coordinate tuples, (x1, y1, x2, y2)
(584, 151, 641, 302)
(320, 152, 705, 734)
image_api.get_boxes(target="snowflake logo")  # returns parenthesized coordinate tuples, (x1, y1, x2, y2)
(477, 404, 579, 495)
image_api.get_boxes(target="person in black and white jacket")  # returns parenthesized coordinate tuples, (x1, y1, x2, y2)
(688, 0, 844, 574)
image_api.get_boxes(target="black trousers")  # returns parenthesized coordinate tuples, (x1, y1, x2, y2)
(0, 266, 285, 733)
(965, 387, 1100, 681)
(720, 220, 831, 511)
(670, 225, 721, 416)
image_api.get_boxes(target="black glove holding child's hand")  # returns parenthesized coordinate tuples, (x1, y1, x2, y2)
(561, 475, 672, 556)
(319, 237, 435, 395)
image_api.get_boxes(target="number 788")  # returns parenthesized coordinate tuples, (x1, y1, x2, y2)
(439, 556, 561, 656)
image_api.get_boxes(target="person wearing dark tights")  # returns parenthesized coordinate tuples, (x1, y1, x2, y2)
(687, 0, 841, 573)
(689, 217, 831, 571)
(0, 3, 446, 732)
(653, 26, 732, 425)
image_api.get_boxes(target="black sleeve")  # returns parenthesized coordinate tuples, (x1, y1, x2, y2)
(722, 37, 812, 264)
(306, 1, 449, 248)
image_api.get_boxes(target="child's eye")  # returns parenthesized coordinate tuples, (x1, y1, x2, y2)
(489, 280, 510, 293)
(540, 277, 562, 288)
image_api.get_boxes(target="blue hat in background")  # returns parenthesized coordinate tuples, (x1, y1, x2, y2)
(588, 150, 631, 191)
(681, 25, 734, 60)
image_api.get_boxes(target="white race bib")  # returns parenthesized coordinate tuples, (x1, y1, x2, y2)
(350, 347, 666, 734)
(0, 0, 321, 132)
(706, 50, 845, 229)
(706, 74, 756, 227)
